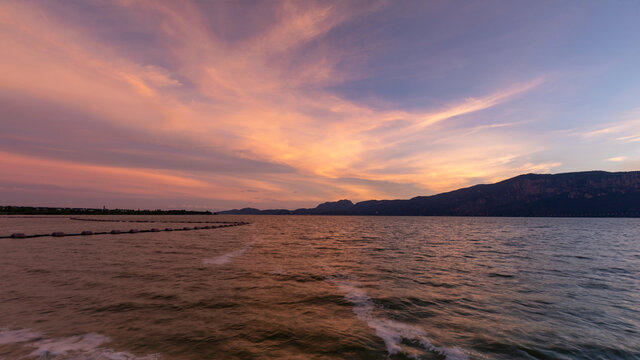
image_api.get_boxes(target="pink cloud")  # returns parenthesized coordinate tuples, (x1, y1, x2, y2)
(0, 1, 555, 208)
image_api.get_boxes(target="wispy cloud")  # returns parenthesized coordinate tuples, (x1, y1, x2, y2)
(412, 77, 546, 129)
(581, 112, 640, 142)
(0, 1, 576, 208)
(607, 156, 627, 162)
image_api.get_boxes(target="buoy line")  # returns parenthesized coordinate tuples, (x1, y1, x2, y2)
(0, 222, 250, 239)
(69, 218, 243, 224)
(0, 216, 70, 219)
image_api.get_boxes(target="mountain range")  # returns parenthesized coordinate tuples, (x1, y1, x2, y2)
(220, 171, 640, 217)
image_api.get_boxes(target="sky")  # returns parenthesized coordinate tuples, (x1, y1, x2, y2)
(1, 0, 640, 211)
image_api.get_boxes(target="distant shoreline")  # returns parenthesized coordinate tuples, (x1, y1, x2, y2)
(0, 206, 213, 216)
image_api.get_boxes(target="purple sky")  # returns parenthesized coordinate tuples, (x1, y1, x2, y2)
(1, 0, 639, 210)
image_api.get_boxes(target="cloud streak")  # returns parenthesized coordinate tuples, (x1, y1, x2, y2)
(1, 0, 636, 209)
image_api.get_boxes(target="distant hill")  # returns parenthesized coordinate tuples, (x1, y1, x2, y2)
(221, 171, 640, 217)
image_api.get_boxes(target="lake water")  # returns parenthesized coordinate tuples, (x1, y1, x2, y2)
(1, 215, 639, 359)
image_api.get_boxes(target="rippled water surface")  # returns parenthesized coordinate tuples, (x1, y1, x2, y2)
(1, 215, 639, 359)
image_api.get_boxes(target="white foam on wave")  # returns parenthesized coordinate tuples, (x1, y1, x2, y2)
(0, 328, 41, 344)
(30, 332, 110, 357)
(57, 349, 160, 360)
(269, 267, 288, 276)
(203, 246, 249, 265)
(0, 328, 159, 359)
(203, 236, 260, 266)
(329, 279, 468, 360)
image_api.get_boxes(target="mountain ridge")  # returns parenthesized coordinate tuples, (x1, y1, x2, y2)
(220, 170, 640, 217)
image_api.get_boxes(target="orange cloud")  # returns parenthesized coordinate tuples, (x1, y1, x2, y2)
(0, 1, 551, 208)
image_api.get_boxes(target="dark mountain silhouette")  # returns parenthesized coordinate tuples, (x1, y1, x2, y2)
(221, 171, 640, 217)
(312, 199, 355, 214)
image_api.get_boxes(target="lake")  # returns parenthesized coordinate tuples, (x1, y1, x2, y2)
(1, 215, 639, 359)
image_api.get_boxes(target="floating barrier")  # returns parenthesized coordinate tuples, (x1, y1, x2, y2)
(0, 221, 249, 239)
(69, 218, 243, 224)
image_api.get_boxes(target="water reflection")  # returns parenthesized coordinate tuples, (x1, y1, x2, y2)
(0, 215, 639, 359)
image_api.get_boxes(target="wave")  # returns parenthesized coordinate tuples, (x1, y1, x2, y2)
(31, 332, 110, 357)
(328, 278, 468, 360)
(0, 328, 41, 344)
(202, 236, 260, 266)
(269, 267, 288, 276)
(0, 328, 159, 359)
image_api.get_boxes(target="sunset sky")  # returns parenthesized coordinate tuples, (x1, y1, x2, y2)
(1, 0, 640, 210)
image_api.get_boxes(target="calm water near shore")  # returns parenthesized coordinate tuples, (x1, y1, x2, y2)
(1, 215, 639, 359)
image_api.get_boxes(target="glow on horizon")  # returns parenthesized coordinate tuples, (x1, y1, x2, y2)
(1, 1, 639, 210)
